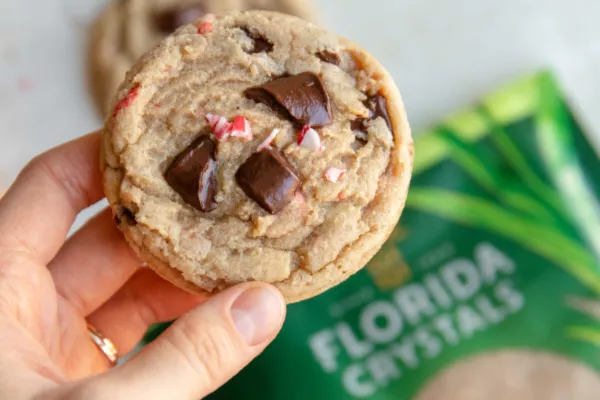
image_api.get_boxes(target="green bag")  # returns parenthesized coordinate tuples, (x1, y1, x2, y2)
(148, 71, 600, 399)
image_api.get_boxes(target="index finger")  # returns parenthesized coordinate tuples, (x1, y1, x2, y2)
(0, 132, 104, 264)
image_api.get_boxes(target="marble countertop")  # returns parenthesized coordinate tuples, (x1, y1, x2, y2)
(1, 0, 599, 191)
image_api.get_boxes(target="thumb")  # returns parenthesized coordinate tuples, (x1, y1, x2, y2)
(89, 283, 285, 399)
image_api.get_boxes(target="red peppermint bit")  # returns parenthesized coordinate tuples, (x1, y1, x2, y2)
(324, 167, 346, 183)
(197, 21, 213, 34)
(257, 128, 280, 151)
(154, 103, 161, 108)
(297, 125, 310, 145)
(338, 193, 345, 201)
(205, 113, 232, 141)
(298, 126, 324, 151)
(230, 116, 252, 141)
(113, 83, 141, 117)
(205, 114, 252, 141)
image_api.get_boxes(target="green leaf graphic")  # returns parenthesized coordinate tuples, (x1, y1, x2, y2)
(479, 107, 569, 221)
(567, 326, 600, 347)
(407, 188, 600, 294)
(536, 73, 600, 263)
(438, 128, 558, 224)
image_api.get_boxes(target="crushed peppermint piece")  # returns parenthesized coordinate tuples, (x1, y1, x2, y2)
(298, 126, 324, 151)
(205, 114, 252, 141)
(324, 167, 346, 183)
(205, 113, 232, 141)
(154, 103, 161, 108)
(297, 125, 309, 145)
(113, 83, 141, 117)
(230, 116, 253, 141)
(197, 21, 213, 34)
(338, 193, 345, 201)
(258, 128, 280, 151)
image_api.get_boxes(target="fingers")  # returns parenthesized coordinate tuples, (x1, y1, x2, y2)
(83, 283, 285, 400)
(49, 209, 142, 316)
(0, 132, 104, 264)
(86, 269, 206, 355)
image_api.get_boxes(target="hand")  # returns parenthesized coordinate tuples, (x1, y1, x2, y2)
(0, 132, 286, 399)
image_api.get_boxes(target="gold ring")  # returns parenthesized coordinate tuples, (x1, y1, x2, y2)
(87, 323, 119, 367)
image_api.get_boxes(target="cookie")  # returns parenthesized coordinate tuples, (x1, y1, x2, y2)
(101, 11, 413, 303)
(89, 0, 318, 117)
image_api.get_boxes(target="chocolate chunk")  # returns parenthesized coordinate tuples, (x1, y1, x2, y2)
(365, 94, 392, 130)
(153, 5, 206, 33)
(115, 207, 137, 226)
(241, 27, 274, 53)
(317, 50, 341, 66)
(236, 148, 300, 214)
(351, 118, 366, 132)
(165, 135, 217, 212)
(351, 94, 393, 135)
(245, 72, 333, 128)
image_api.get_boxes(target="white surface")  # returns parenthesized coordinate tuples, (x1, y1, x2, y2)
(1, 0, 599, 190)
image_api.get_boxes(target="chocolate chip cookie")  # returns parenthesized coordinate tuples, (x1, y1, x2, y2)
(89, 0, 318, 117)
(101, 11, 413, 303)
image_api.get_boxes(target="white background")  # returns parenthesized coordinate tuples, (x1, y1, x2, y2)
(1, 0, 599, 193)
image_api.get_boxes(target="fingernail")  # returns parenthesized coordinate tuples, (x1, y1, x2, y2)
(230, 286, 285, 346)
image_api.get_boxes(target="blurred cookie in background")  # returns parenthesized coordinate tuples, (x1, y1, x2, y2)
(88, 0, 318, 117)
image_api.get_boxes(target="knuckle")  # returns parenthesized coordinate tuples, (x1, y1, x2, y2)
(24, 153, 58, 184)
(129, 287, 161, 328)
(0, 250, 45, 315)
(169, 317, 236, 388)
(0, 248, 34, 270)
(22, 153, 45, 175)
(60, 381, 107, 400)
(55, 281, 89, 316)
(25, 150, 92, 210)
